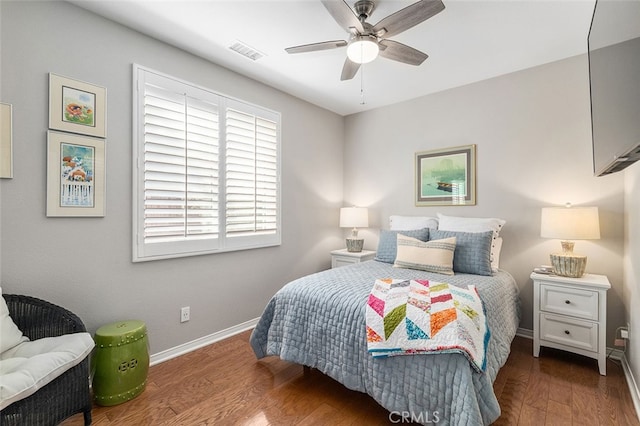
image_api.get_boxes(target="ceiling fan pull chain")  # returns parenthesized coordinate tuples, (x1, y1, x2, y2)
(360, 64, 365, 105)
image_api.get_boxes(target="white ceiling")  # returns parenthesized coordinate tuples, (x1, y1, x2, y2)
(71, 0, 596, 116)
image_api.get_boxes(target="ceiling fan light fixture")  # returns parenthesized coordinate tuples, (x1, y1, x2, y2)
(346, 36, 379, 64)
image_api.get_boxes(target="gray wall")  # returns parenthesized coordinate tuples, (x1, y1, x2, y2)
(0, 1, 344, 354)
(624, 163, 640, 386)
(344, 55, 626, 345)
(0, 1, 632, 359)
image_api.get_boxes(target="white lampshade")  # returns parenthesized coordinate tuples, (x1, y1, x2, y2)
(540, 206, 601, 240)
(340, 207, 368, 252)
(340, 207, 369, 228)
(346, 36, 379, 64)
(540, 205, 600, 278)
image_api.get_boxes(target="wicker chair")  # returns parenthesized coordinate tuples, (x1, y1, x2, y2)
(1, 294, 92, 426)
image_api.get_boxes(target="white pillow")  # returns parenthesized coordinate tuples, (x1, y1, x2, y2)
(0, 287, 29, 354)
(437, 213, 505, 237)
(492, 237, 503, 270)
(389, 215, 439, 231)
(393, 235, 456, 275)
(437, 213, 506, 269)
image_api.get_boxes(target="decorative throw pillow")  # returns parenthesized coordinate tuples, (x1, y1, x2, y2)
(436, 213, 506, 269)
(375, 228, 430, 264)
(389, 215, 439, 231)
(393, 235, 456, 275)
(0, 287, 28, 353)
(430, 229, 493, 276)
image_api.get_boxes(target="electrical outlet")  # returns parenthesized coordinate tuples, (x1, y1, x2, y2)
(628, 322, 631, 340)
(621, 328, 629, 339)
(180, 306, 190, 323)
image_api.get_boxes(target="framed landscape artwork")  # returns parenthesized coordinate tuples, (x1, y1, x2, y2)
(415, 144, 476, 206)
(49, 73, 106, 138)
(46, 131, 105, 217)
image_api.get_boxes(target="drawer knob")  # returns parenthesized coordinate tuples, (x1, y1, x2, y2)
(564, 330, 571, 335)
(565, 300, 571, 304)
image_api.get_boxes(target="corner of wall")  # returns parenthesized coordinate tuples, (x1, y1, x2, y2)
(624, 162, 640, 407)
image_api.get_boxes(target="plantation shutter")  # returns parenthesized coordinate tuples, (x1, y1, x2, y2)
(133, 66, 280, 261)
(138, 70, 220, 257)
(225, 104, 279, 238)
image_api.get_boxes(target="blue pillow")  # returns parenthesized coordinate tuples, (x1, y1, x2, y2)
(429, 229, 493, 276)
(375, 228, 430, 263)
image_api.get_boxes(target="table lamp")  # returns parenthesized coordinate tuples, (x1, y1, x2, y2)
(540, 204, 600, 278)
(340, 207, 369, 252)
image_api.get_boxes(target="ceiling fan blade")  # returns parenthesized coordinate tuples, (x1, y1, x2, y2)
(285, 40, 347, 54)
(378, 40, 428, 66)
(340, 58, 361, 81)
(322, 0, 364, 34)
(372, 0, 445, 39)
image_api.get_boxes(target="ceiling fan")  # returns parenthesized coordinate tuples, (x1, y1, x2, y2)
(285, 0, 445, 81)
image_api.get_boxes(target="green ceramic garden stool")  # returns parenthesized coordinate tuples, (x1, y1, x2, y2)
(92, 320, 149, 406)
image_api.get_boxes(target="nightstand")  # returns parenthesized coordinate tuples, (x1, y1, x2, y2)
(531, 272, 610, 375)
(331, 249, 376, 268)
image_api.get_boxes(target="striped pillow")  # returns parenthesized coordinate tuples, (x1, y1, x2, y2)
(393, 235, 456, 275)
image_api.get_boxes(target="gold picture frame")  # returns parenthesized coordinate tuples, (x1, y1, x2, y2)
(0, 103, 13, 178)
(46, 131, 106, 217)
(415, 144, 476, 206)
(49, 73, 106, 138)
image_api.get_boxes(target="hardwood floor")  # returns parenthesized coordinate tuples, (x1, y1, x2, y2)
(61, 332, 639, 425)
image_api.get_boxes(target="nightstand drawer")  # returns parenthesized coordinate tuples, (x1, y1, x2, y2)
(540, 284, 599, 320)
(332, 256, 358, 268)
(540, 313, 598, 352)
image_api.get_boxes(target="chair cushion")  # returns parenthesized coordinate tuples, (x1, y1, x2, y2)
(0, 287, 28, 353)
(0, 332, 94, 410)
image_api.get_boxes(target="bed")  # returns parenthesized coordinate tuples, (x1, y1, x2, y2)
(250, 215, 520, 425)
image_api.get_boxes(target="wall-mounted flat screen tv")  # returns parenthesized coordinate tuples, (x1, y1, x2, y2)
(588, 0, 640, 176)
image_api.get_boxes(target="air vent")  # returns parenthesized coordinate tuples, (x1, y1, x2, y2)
(598, 142, 640, 176)
(229, 40, 265, 61)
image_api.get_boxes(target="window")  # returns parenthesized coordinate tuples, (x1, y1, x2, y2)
(133, 66, 280, 261)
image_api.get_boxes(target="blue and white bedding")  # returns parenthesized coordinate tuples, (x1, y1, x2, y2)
(250, 260, 520, 425)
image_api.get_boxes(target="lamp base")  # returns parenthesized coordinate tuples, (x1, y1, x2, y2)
(549, 253, 587, 278)
(345, 238, 364, 253)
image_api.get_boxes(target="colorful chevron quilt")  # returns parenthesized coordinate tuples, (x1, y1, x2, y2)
(366, 278, 490, 372)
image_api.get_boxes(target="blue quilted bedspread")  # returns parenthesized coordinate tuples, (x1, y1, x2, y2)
(250, 260, 520, 425)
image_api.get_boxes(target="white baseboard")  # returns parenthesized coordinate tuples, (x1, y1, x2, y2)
(516, 327, 533, 339)
(621, 353, 640, 421)
(149, 317, 259, 366)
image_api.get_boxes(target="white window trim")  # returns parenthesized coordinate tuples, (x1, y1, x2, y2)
(132, 64, 281, 262)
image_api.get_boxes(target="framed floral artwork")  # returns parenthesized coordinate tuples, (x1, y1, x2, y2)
(46, 131, 105, 217)
(49, 73, 106, 138)
(415, 144, 476, 206)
